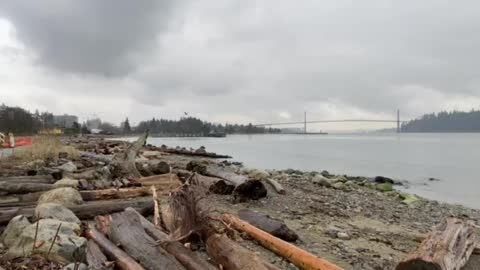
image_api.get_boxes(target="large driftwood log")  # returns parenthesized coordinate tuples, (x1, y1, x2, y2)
(265, 178, 286, 195)
(206, 166, 267, 202)
(0, 197, 153, 225)
(80, 151, 114, 164)
(396, 217, 477, 270)
(85, 226, 145, 270)
(238, 209, 298, 242)
(159, 148, 231, 159)
(223, 213, 343, 270)
(104, 210, 186, 270)
(86, 239, 113, 270)
(137, 173, 181, 189)
(0, 175, 55, 184)
(163, 180, 276, 270)
(125, 208, 217, 270)
(111, 131, 149, 179)
(176, 170, 235, 195)
(0, 182, 53, 194)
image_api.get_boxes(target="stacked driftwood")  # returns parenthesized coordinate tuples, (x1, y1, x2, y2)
(1, 133, 478, 270)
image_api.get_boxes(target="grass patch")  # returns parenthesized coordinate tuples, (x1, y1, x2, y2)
(9, 136, 79, 163)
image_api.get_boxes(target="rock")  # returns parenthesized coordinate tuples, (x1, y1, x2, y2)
(337, 232, 351, 240)
(334, 175, 348, 183)
(312, 175, 332, 188)
(27, 159, 46, 170)
(58, 152, 69, 159)
(53, 178, 79, 189)
(38, 187, 84, 207)
(345, 180, 355, 186)
(3, 218, 86, 264)
(0, 215, 31, 247)
(63, 263, 87, 270)
(194, 146, 207, 154)
(249, 169, 270, 181)
(399, 192, 420, 205)
(186, 160, 207, 174)
(35, 203, 81, 225)
(151, 161, 170, 174)
(57, 161, 77, 173)
(376, 183, 393, 192)
(374, 176, 394, 184)
(428, 177, 440, 181)
(333, 182, 346, 190)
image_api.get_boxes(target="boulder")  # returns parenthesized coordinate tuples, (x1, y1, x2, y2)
(374, 176, 394, 184)
(53, 178, 79, 189)
(399, 192, 420, 205)
(186, 160, 208, 174)
(312, 175, 332, 188)
(248, 169, 270, 181)
(57, 162, 77, 173)
(376, 183, 393, 192)
(38, 187, 84, 207)
(35, 203, 81, 225)
(194, 146, 207, 154)
(334, 175, 348, 183)
(333, 182, 346, 190)
(3, 218, 86, 264)
(0, 215, 31, 247)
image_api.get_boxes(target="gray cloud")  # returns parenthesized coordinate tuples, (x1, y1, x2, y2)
(2, 0, 480, 127)
(0, 0, 178, 77)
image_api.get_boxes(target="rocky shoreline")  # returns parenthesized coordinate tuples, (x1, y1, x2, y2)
(0, 135, 479, 270)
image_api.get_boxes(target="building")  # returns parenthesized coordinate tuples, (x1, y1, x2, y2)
(53, 114, 78, 128)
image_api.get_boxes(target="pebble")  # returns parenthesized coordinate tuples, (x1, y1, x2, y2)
(337, 232, 351, 240)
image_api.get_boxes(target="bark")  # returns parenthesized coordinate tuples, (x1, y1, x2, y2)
(0, 175, 55, 184)
(238, 209, 298, 242)
(80, 188, 152, 201)
(396, 217, 477, 270)
(111, 131, 149, 179)
(0, 197, 153, 225)
(105, 210, 186, 270)
(206, 167, 267, 202)
(87, 239, 113, 270)
(265, 178, 286, 195)
(223, 213, 343, 270)
(85, 226, 145, 270)
(125, 208, 217, 270)
(0, 182, 52, 194)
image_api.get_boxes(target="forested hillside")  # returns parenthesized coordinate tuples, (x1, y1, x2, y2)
(402, 110, 480, 132)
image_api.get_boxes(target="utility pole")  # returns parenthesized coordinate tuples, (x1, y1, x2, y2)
(397, 109, 400, 133)
(304, 111, 307, 134)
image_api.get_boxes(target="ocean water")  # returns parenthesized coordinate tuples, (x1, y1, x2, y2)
(132, 133, 480, 209)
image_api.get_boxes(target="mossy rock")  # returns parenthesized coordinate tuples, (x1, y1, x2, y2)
(399, 192, 420, 205)
(376, 183, 393, 192)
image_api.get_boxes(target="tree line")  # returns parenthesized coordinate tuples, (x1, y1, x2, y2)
(0, 104, 279, 135)
(402, 110, 480, 132)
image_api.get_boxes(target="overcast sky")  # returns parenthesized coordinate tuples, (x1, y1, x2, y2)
(1, 1, 480, 131)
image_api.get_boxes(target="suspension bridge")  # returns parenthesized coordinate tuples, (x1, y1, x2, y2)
(254, 110, 408, 133)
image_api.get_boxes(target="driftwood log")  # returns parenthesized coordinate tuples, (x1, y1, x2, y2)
(176, 170, 235, 195)
(163, 179, 277, 270)
(80, 151, 114, 164)
(111, 131, 148, 179)
(265, 178, 286, 195)
(0, 175, 55, 184)
(159, 148, 231, 159)
(86, 239, 113, 270)
(0, 182, 53, 194)
(101, 210, 186, 270)
(206, 167, 267, 202)
(223, 213, 343, 270)
(238, 209, 298, 242)
(0, 197, 153, 225)
(136, 173, 181, 189)
(125, 208, 217, 270)
(85, 226, 145, 270)
(396, 217, 477, 270)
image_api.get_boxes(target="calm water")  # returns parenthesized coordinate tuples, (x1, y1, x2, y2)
(140, 133, 480, 209)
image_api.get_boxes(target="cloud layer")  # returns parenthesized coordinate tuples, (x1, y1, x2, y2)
(1, 0, 480, 130)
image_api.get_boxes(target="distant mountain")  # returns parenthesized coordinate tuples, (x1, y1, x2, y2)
(402, 110, 480, 132)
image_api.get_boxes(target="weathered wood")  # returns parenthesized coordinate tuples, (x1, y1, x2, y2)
(396, 217, 477, 270)
(0, 191, 44, 207)
(125, 208, 217, 270)
(0, 197, 153, 225)
(137, 173, 181, 189)
(206, 233, 270, 270)
(223, 213, 343, 270)
(0, 182, 52, 194)
(111, 131, 149, 179)
(80, 187, 152, 201)
(0, 175, 55, 184)
(238, 209, 298, 242)
(206, 167, 267, 202)
(136, 160, 170, 177)
(106, 210, 186, 270)
(160, 148, 231, 159)
(80, 151, 114, 164)
(87, 239, 113, 270)
(85, 226, 145, 270)
(265, 178, 286, 195)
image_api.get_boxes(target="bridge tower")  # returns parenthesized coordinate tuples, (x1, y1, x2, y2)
(397, 109, 400, 133)
(304, 111, 307, 134)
